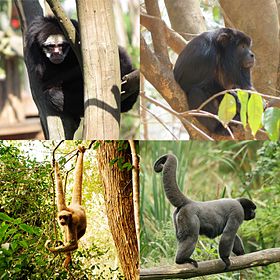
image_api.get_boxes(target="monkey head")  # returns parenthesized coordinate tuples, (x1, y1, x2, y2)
(58, 210, 72, 226)
(237, 198, 256, 220)
(42, 34, 70, 64)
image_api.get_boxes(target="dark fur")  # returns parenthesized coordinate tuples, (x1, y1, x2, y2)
(154, 154, 256, 269)
(26, 16, 139, 122)
(173, 28, 255, 134)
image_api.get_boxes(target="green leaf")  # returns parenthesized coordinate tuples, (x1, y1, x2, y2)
(247, 94, 264, 136)
(19, 240, 28, 249)
(0, 224, 9, 241)
(11, 241, 18, 251)
(109, 157, 118, 166)
(263, 107, 280, 140)
(213, 6, 220, 22)
(19, 224, 34, 234)
(237, 90, 249, 127)
(218, 93, 236, 126)
(122, 162, 133, 171)
(0, 213, 12, 222)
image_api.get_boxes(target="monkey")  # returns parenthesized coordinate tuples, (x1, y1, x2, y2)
(45, 145, 87, 268)
(154, 154, 256, 269)
(25, 16, 139, 139)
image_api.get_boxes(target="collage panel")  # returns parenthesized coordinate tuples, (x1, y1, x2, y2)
(140, 141, 280, 279)
(0, 140, 139, 279)
(0, 0, 139, 140)
(140, 0, 280, 141)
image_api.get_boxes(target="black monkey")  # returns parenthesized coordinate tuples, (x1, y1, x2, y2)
(173, 28, 255, 134)
(154, 154, 256, 269)
(26, 16, 139, 127)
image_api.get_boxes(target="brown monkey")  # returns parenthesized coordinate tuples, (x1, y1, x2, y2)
(45, 145, 87, 267)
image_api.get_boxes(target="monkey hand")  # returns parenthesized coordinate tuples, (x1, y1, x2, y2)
(78, 145, 86, 153)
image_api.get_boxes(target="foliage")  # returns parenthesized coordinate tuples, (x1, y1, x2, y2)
(140, 141, 280, 278)
(217, 91, 280, 139)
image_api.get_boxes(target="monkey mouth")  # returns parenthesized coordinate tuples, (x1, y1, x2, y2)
(50, 57, 64, 64)
(243, 59, 255, 68)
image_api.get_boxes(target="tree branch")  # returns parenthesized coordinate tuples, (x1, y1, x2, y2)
(140, 248, 280, 279)
(144, 0, 172, 67)
(140, 12, 186, 54)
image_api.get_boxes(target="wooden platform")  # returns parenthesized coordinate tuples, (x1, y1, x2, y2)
(0, 118, 43, 139)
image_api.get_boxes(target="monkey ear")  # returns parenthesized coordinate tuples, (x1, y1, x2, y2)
(217, 32, 231, 48)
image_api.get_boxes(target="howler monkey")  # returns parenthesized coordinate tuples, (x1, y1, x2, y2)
(173, 28, 255, 134)
(26, 16, 139, 133)
(45, 145, 87, 268)
(154, 154, 256, 269)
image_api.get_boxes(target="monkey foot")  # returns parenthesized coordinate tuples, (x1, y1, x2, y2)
(176, 258, 198, 268)
(221, 257, 231, 271)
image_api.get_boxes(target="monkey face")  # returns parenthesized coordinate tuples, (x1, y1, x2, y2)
(244, 203, 256, 220)
(58, 212, 72, 226)
(42, 34, 70, 64)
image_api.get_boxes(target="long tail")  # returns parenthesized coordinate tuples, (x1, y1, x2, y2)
(154, 154, 189, 208)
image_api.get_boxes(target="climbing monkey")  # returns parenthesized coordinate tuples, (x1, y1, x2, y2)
(45, 145, 87, 267)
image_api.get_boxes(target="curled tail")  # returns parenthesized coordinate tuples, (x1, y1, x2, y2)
(154, 154, 189, 208)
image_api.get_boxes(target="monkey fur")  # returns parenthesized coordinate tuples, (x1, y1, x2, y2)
(154, 154, 256, 269)
(45, 145, 87, 268)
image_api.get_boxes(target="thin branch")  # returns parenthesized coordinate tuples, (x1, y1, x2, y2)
(140, 92, 215, 140)
(140, 105, 179, 140)
(198, 89, 280, 111)
(140, 248, 280, 279)
(52, 140, 64, 164)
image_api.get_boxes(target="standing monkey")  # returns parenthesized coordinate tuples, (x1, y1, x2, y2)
(45, 145, 87, 267)
(154, 154, 256, 269)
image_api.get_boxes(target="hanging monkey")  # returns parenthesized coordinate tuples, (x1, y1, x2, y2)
(45, 145, 87, 267)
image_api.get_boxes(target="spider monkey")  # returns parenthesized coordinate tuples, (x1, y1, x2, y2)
(45, 145, 87, 268)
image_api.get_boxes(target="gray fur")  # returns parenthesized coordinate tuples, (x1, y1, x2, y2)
(154, 154, 256, 269)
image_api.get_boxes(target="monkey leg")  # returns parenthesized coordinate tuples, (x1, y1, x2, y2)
(174, 211, 199, 267)
(232, 234, 245, 256)
(175, 236, 198, 267)
(219, 218, 240, 270)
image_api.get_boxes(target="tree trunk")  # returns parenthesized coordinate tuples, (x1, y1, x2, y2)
(77, 0, 121, 139)
(164, 0, 206, 40)
(96, 141, 139, 280)
(219, 0, 280, 96)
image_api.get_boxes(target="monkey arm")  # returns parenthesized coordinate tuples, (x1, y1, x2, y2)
(71, 146, 85, 205)
(54, 161, 67, 211)
(219, 218, 241, 269)
(232, 234, 245, 255)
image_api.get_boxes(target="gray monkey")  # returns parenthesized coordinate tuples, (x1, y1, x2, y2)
(154, 154, 256, 269)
